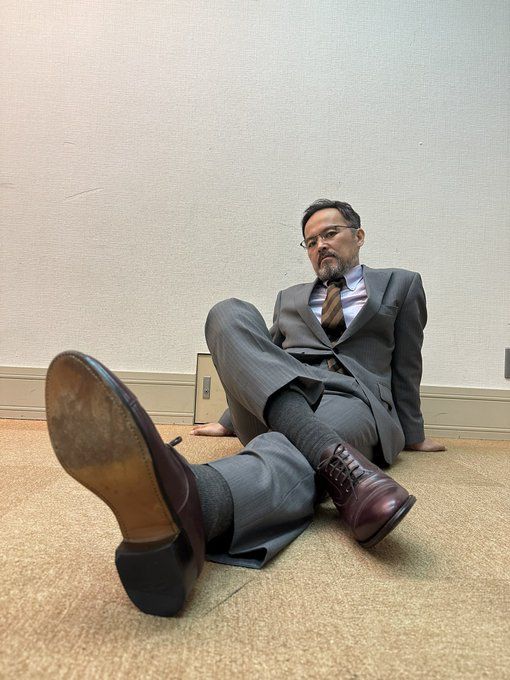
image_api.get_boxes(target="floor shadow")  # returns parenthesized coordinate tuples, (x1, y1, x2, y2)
(362, 534, 438, 578)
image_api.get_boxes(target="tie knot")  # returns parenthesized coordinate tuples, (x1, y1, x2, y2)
(328, 277, 345, 290)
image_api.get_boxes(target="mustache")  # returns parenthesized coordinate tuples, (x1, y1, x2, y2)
(319, 252, 338, 265)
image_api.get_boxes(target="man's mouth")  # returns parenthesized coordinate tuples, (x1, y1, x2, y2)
(320, 255, 335, 264)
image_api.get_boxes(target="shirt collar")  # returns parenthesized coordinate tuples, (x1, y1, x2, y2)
(323, 263, 363, 291)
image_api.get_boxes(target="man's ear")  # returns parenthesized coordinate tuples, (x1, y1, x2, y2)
(356, 227, 365, 247)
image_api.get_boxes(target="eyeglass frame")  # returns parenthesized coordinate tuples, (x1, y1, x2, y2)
(299, 225, 358, 250)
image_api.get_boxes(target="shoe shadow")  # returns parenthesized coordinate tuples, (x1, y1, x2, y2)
(181, 562, 258, 619)
(316, 503, 438, 579)
(360, 534, 438, 579)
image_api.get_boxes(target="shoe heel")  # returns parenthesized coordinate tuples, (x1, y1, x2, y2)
(115, 532, 197, 617)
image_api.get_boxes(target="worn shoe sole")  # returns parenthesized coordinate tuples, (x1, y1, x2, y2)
(45, 350, 195, 616)
(358, 495, 417, 548)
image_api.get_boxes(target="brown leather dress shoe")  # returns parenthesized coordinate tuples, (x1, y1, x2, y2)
(45, 350, 205, 617)
(317, 442, 416, 548)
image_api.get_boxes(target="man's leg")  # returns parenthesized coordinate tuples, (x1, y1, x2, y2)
(188, 431, 317, 568)
(205, 298, 326, 443)
(205, 431, 316, 568)
(205, 298, 378, 465)
(314, 393, 380, 460)
(205, 298, 357, 465)
(206, 298, 416, 547)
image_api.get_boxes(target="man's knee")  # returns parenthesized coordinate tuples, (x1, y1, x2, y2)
(205, 298, 258, 337)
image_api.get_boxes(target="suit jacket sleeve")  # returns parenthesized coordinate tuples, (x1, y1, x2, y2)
(218, 292, 284, 431)
(268, 290, 285, 347)
(391, 272, 427, 445)
(218, 408, 235, 432)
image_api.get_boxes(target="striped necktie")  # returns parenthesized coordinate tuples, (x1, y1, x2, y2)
(321, 278, 346, 372)
(321, 277, 346, 341)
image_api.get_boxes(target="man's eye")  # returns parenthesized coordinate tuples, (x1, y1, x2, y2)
(324, 230, 337, 239)
(307, 239, 317, 248)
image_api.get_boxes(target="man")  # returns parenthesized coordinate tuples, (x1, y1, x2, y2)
(46, 199, 444, 618)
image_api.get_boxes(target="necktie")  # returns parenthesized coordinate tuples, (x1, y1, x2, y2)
(321, 278, 346, 373)
(321, 278, 346, 341)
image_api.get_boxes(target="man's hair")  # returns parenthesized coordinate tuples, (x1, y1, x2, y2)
(301, 199, 361, 236)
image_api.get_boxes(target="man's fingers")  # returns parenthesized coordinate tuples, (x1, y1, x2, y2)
(405, 438, 447, 452)
(190, 422, 230, 437)
(190, 425, 210, 436)
(424, 438, 447, 451)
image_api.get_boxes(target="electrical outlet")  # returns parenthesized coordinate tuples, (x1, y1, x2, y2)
(194, 353, 228, 423)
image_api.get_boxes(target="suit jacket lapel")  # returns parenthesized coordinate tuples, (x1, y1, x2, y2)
(295, 280, 331, 346)
(334, 265, 392, 344)
(294, 267, 392, 347)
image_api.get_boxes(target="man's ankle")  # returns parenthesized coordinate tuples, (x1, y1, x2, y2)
(191, 464, 234, 542)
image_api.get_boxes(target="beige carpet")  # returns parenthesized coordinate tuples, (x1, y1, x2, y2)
(1, 419, 509, 679)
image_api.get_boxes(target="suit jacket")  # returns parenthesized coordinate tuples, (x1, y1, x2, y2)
(220, 265, 427, 465)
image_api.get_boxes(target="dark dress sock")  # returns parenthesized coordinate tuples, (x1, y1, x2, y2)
(191, 463, 234, 543)
(265, 386, 339, 468)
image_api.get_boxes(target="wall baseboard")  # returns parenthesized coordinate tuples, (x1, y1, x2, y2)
(0, 366, 195, 425)
(419, 386, 510, 441)
(0, 366, 508, 440)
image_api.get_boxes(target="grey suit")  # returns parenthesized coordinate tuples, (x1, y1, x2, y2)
(204, 265, 427, 568)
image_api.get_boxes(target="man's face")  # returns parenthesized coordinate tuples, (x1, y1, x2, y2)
(303, 208, 365, 282)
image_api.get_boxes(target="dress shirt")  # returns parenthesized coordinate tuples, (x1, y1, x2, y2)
(308, 264, 367, 328)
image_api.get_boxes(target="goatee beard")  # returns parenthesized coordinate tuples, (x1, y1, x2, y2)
(318, 254, 357, 282)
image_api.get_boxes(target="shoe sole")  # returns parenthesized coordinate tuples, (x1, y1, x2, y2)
(46, 350, 195, 616)
(358, 495, 417, 548)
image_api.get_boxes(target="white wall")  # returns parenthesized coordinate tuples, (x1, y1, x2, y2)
(1, 0, 509, 388)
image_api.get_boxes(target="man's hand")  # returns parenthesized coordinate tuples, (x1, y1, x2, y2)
(190, 422, 234, 437)
(404, 437, 446, 452)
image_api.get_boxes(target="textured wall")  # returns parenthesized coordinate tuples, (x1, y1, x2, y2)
(1, 1, 509, 387)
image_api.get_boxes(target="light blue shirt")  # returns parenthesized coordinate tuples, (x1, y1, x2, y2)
(308, 264, 367, 328)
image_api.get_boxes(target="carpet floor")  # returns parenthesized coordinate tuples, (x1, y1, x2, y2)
(0, 418, 508, 679)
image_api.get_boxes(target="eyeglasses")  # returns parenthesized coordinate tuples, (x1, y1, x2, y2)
(300, 226, 354, 250)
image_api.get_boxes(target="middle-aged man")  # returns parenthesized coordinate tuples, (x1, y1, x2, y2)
(46, 199, 445, 618)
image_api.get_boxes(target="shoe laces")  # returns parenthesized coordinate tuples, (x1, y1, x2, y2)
(317, 445, 365, 506)
(166, 436, 182, 449)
